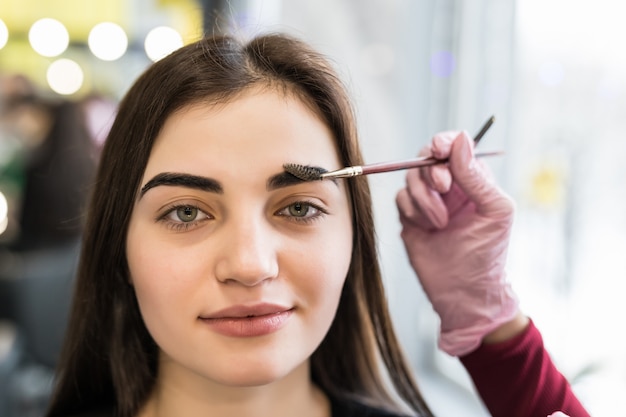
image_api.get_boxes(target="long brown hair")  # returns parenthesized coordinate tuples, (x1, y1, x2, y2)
(46, 33, 433, 417)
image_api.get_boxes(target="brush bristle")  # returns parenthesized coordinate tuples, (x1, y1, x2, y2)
(283, 163, 326, 181)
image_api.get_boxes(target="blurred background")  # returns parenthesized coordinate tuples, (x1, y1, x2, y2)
(0, 0, 624, 416)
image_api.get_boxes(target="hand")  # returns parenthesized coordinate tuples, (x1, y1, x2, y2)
(396, 130, 519, 356)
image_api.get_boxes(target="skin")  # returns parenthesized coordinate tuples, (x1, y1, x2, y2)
(483, 313, 530, 344)
(126, 88, 354, 417)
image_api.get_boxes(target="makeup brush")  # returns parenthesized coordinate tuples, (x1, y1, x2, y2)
(284, 115, 499, 181)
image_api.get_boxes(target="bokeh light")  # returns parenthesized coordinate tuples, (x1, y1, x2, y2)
(0, 19, 8, 50)
(0, 191, 8, 236)
(29, 18, 69, 57)
(88, 22, 128, 61)
(0, 217, 7, 236)
(46, 59, 84, 95)
(430, 50, 456, 78)
(144, 26, 183, 62)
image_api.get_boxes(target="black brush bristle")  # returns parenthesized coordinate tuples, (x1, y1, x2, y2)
(283, 163, 326, 181)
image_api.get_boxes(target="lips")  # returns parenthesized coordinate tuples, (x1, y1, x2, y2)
(201, 303, 293, 319)
(199, 303, 294, 338)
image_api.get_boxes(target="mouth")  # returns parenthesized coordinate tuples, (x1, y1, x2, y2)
(200, 303, 294, 320)
(198, 304, 295, 338)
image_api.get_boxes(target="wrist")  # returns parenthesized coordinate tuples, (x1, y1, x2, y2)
(482, 312, 529, 344)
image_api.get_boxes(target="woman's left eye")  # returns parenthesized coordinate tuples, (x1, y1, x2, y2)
(276, 201, 326, 223)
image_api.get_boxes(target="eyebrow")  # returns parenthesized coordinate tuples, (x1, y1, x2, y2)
(266, 171, 310, 190)
(139, 167, 335, 198)
(267, 165, 338, 191)
(140, 172, 223, 198)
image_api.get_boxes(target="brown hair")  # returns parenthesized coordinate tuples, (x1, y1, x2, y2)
(46, 33, 433, 417)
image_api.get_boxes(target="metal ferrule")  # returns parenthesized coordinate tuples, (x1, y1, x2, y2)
(320, 166, 363, 179)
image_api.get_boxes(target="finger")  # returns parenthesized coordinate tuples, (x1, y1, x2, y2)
(447, 131, 514, 217)
(430, 131, 456, 159)
(441, 182, 474, 217)
(397, 178, 449, 229)
(410, 163, 451, 195)
(428, 164, 452, 193)
(416, 133, 456, 193)
(396, 188, 435, 230)
(399, 130, 465, 227)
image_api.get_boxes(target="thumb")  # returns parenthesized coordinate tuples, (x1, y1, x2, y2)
(447, 131, 506, 214)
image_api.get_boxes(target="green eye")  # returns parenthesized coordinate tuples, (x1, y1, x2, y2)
(275, 201, 326, 224)
(288, 202, 310, 217)
(158, 204, 211, 232)
(176, 206, 198, 222)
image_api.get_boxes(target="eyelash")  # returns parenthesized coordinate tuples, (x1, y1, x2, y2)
(157, 200, 327, 231)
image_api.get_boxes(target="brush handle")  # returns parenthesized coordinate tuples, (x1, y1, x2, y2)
(321, 150, 504, 179)
(320, 116, 497, 179)
(363, 115, 496, 175)
(361, 150, 504, 175)
(364, 116, 496, 175)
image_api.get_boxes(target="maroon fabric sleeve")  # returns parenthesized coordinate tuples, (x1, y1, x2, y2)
(460, 319, 591, 417)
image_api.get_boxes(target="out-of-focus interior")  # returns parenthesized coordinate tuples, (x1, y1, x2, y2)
(0, 1, 624, 416)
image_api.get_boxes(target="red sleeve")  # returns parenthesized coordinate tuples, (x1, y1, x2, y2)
(460, 319, 590, 417)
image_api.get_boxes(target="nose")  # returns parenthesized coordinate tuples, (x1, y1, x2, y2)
(213, 216, 279, 286)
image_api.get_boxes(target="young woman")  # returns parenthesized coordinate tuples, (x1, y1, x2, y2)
(45, 33, 589, 417)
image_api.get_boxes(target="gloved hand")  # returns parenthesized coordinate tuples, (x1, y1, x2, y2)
(396, 130, 519, 356)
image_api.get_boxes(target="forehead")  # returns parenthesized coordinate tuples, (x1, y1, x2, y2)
(143, 89, 342, 180)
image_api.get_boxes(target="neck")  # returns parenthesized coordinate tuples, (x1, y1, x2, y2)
(137, 360, 329, 417)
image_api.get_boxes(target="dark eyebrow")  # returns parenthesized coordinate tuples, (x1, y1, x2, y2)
(267, 168, 337, 191)
(140, 172, 223, 198)
(266, 171, 309, 191)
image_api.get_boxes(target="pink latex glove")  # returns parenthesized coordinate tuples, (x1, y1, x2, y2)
(396, 130, 519, 356)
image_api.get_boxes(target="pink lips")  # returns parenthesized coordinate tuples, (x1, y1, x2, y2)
(199, 303, 294, 338)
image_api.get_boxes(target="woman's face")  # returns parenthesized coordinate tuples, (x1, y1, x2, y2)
(126, 89, 353, 388)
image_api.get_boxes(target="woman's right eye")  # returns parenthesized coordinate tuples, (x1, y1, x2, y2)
(174, 206, 200, 222)
(158, 204, 212, 231)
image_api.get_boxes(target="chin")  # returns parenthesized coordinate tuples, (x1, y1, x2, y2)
(206, 353, 312, 388)
(215, 366, 294, 387)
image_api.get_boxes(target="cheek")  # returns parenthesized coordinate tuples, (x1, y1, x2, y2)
(126, 228, 206, 336)
(290, 222, 353, 314)
(127, 214, 206, 289)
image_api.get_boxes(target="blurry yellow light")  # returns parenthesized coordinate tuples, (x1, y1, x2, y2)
(144, 26, 183, 62)
(0, 19, 8, 50)
(29, 18, 70, 57)
(47, 59, 84, 95)
(0, 191, 8, 236)
(88, 22, 128, 61)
